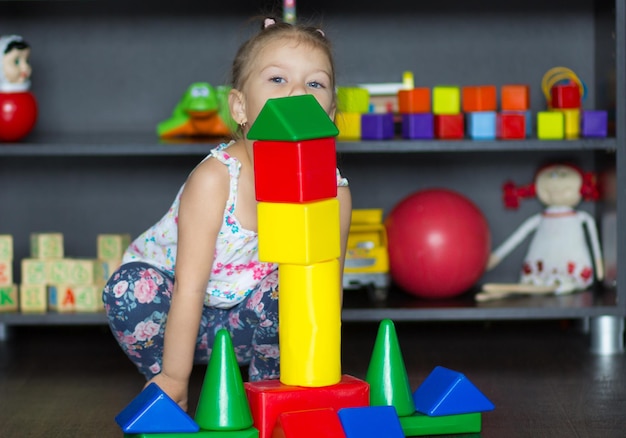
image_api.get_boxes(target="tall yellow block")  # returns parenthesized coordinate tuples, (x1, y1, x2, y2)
(560, 108, 580, 139)
(257, 199, 340, 264)
(279, 259, 342, 387)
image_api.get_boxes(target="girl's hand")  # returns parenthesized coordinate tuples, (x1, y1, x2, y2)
(145, 373, 189, 412)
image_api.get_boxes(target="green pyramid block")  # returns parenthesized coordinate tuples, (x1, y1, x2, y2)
(247, 95, 339, 141)
(194, 329, 254, 431)
(365, 319, 416, 417)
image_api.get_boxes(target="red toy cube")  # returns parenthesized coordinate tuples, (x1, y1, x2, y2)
(273, 408, 346, 438)
(550, 83, 581, 109)
(253, 138, 337, 203)
(434, 114, 464, 139)
(245, 374, 369, 438)
(497, 112, 526, 139)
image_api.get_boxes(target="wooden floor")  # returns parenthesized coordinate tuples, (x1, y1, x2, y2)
(0, 319, 625, 437)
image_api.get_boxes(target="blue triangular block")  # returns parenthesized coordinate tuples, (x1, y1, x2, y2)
(338, 405, 404, 438)
(413, 366, 495, 416)
(115, 383, 200, 433)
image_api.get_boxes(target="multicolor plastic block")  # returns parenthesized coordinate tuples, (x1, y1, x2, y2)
(247, 95, 339, 141)
(337, 87, 370, 114)
(537, 111, 564, 139)
(335, 112, 361, 140)
(466, 112, 496, 140)
(0, 284, 18, 312)
(581, 110, 608, 137)
(273, 408, 346, 438)
(257, 199, 340, 265)
(413, 366, 495, 416)
(279, 259, 341, 387)
(398, 88, 431, 113)
(401, 113, 434, 139)
(337, 406, 404, 438)
(434, 114, 464, 139)
(245, 375, 369, 438)
(462, 85, 497, 112)
(497, 112, 526, 139)
(432, 86, 461, 115)
(550, 83, 581, 109)
(115, 383, 199, 434)
(399, 411, 482, 436)
(360, 113, 394, 140)
(253, 138, 337, 203)
(501, 84, 530, 111)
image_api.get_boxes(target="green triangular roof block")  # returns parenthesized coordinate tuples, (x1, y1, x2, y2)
(194, 329, 254, 431)
(247, 94, 339, 141)
(365, 319, 416, 417)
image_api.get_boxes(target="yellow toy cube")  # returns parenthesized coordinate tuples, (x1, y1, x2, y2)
(537, 111, 565, 139)
(432, 86, 461, 115)
(335, 112, 361, 140)
(258, 199, 340, 265)
(337, 87, 370, 114)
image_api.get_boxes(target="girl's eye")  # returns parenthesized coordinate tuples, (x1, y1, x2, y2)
(14, 59, 20, 66)
(308, 81, 325, 89)
(270, 76, 285, 84)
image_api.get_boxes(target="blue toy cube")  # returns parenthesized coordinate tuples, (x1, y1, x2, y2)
(361, 113, 394, 140)
(466, 112, 496, 140)
(402, 113, 434, 139)
(581, 110, 608, 138)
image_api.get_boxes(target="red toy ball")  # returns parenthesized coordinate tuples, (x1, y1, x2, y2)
(0, 91, 38, 142)
(385, 188, 491, 299)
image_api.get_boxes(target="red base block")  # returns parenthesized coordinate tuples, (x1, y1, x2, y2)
(245, 374, 369, 438)
(273, 408, 346, 438)
(434, 114, 464, 139)
(497, 112, 526, 139)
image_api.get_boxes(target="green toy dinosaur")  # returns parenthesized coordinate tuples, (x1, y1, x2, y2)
(157, 82, 237, 139)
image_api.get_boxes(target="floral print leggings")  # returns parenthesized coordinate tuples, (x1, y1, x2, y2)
(102, 262, 280, 382)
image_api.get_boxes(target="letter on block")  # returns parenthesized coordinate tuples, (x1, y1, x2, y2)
(257, 199, 340, 265)
(0, 260, 13, 285)
(279, 259, 342, 387)
(0, 285, 18, 312)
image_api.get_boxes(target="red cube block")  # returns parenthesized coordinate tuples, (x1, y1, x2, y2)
(497, 112, 526, 139)
(273, 408, 347, 438)
(253, 138, 337, 203)
(551, 83, 581, 109)
(434, 114, 464, 139)
(245, 374, 369, 438)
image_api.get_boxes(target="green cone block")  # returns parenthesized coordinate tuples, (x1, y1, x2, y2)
(246, 94, 339, 141)
(365, 319, 416, 417)
(194, 329, 254, 430)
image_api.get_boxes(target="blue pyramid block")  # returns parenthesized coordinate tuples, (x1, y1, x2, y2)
(338, 405, 404, 438)
(413, 366, 495, 416)
(115, 383, 200, 433)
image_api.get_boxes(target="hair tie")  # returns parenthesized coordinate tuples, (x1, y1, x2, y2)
(316, 29, 325, 37)
(263, 18, 276, 29)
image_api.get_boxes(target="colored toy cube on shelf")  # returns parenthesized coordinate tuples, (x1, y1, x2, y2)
(74, 285, 102, 312)
(68, 259, 96, 285)
(46, 259, 69, 284)
(48, 285, 76, 312)
(279, 259, 341, 387)
(432, 86, 461, 115)
(0, 260, 12, 285)
(401, 113, 434, 139)
(537, 111, 565, 139)
(0, 285, 18, 312)
(501, 85, 530, 111)
(581, 110, 608, 138)
(253, 138, 337, 203)
(257, 199, 340, 265)
(19, 284, 47, 313)
(97, 234, 131, 260)
(361, 113, 394, 140)
(273, 408, 346, 438)
(466, 112, 496, 140)
(399, 411, 482, 436)
(0, 234, 13, 260)
(30, 232, 64, 259)
(398, 88, 431, 113)
(21, 259, 47, 285)
(497, 112, 526, 139)
(337, 87, 370, 114)
(550, 83, 581, 109)
(434, 114, 464, 139)
(338, 405, 405, 438)
(336, 112, 361, 140)
(561, 109, 581, 139)
(245, 375, 369, 438)
(462, 85, 497, 112)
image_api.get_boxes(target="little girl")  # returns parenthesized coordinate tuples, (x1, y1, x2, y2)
(102, 17, 352, 411)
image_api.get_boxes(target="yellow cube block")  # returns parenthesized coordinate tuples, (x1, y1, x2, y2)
(337, 87, 370, 113)
(560, 108, 580, 139)
(258, 199, 340, 265)
(0, 234, 13, 260)
(0, 284, 18, 312)
(279, 259, 342, 387)
(31, 232, 64, 259)
(335, 112, 361, 140)
(19, 284, 47, 313)
(97, 234, 131, 260)
(432, 86, 461, 115)
(537, 111, 565, 139)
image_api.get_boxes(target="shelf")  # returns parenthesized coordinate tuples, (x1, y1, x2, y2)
(0, 132, 617, 157)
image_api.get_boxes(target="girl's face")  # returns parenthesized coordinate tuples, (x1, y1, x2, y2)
(2, 47, 31, 84)
(231, 38, 335, 132)
(535, 165, 582, 207)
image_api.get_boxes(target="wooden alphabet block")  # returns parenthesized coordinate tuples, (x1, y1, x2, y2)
(46, 259, 69, 284)
(21, 258, 47, 285)
(19, 284, 47, 313)
(0, 234, 13, 260)
(97, 234, 131, 260)
(0, 284, 18, 312)
(30, 232, 64, 259)
(67, 259, 96, 285)
(48, 284, 76, 312)
(0, 259, 13, 285)
(74, 285, 103, 312)
(94, 259, 122, 287)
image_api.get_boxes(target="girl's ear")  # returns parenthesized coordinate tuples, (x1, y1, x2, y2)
(228, 88, 246, 125)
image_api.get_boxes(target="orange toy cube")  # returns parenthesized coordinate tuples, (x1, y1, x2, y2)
(253, 138, 337, 203)
(398, 88, 431, 114)
(273, 408, 346, 438)
(245, 375, 369, 438)
(462, 86, 497, 112)
(501, 85, 530, 111)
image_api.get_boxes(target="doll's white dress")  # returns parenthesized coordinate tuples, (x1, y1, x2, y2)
(492, 206, 601, 294)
